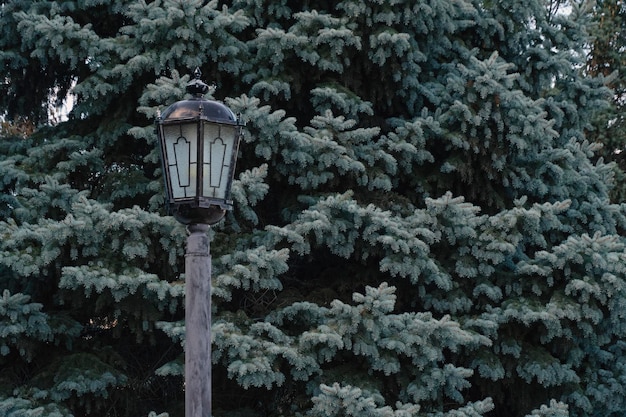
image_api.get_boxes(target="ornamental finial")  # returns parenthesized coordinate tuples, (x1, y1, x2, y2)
(186, 67, 210, 97)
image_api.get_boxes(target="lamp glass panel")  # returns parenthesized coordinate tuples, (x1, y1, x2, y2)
(163, 123, 198, 199)
(202, 123, 236, 199)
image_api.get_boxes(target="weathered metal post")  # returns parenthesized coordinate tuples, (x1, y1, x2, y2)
(185, 223, 212, 417)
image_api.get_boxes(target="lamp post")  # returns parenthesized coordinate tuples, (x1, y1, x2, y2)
(156, 68, 243, 417)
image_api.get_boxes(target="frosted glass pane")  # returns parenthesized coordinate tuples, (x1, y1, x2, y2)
(163, 123, 198, 199)
(202, 123, 236, 199)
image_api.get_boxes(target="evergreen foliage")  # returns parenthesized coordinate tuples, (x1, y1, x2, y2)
(586, 0, 626, 201)
(1, 0, 625, 416)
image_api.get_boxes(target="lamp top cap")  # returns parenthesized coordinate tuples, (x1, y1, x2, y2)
(160, 68, 239, 124)
(160, 100, 238, 124)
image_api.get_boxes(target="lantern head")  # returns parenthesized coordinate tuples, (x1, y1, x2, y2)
(156, 69, 242, 225)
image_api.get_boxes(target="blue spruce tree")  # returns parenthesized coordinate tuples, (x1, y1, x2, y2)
(1, 0, 625, 416)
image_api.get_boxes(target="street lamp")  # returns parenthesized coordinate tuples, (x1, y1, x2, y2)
(156, 68, 243, 417)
